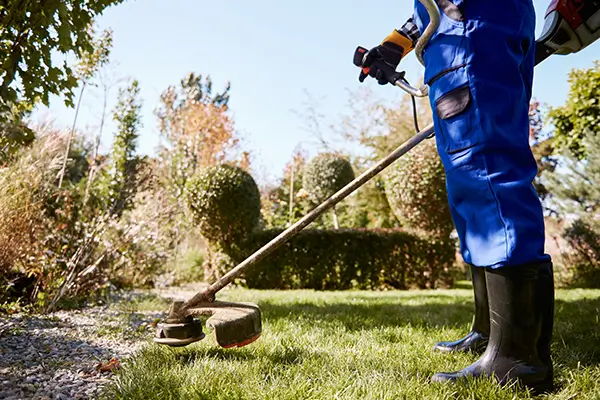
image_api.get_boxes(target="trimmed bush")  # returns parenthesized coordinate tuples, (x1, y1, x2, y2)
(185, 164, 261, 246)
(232, 229, 457, 290)
(303, 153, 355, 204)
(383, 139, 453, 238)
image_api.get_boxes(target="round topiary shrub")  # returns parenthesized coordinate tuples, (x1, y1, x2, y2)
(303, 153, 355, 204)
(383, 139, 454, 238)
(185, 164, 261, 246)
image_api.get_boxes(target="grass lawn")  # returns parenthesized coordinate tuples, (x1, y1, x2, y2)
(103, 284, 600, 400)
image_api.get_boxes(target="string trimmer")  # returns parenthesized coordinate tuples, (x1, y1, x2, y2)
(153, 0, 600, 349)
(152, 0, 440, 348)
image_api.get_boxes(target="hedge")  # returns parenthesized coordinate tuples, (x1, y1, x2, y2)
(225, 228, 457, 290)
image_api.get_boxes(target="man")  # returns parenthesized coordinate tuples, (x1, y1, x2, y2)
(358, 0, 555, 393)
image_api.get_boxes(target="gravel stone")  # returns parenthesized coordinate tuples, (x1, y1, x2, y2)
(0, 291, 170, 400)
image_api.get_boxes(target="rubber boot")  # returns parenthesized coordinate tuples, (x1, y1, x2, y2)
(536, 262, 555, 384)
(431, 263, 554, 394)
(433, 265, 490, 353)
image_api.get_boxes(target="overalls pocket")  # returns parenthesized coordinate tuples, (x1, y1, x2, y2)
(415, 0, 468, 84)
(414, 0, 479, 155)
(430, 67, 480, 155)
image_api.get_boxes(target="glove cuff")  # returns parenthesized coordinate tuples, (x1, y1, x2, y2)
(381, 29, 415, 58)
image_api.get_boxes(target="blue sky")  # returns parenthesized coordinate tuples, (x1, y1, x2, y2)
(32, 0, 600, 185)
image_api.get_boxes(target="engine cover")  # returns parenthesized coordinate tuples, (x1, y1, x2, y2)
(538, 0, 600, 55)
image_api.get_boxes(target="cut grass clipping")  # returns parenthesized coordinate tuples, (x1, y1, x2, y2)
(103, 286, 600, 400)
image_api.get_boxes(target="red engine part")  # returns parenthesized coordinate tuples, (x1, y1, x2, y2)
(547, 0, 596, 29)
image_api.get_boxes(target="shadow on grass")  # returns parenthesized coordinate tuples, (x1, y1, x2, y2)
(257, 293, 477, 332)
(252, 291, 600, 366)
(175, 345, 310, 366)
(552, 295, 600, 367)
(155, 288, 600, 373)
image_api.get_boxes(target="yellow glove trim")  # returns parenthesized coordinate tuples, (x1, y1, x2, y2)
(382, 30, 415, 57)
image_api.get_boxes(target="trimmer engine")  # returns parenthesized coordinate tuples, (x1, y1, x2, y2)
(536, 0, 600, 63)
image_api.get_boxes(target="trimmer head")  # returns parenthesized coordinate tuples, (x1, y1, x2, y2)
(153, 317, 206, 347)
(205, 302, 262, 348)
(153, 301, 262, 349)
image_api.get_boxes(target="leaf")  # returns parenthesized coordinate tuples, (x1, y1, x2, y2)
(96, 358, 120, 373)
(0, 0, 122, 117)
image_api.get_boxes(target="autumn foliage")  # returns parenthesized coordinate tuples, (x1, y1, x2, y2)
(157, 89, 245, 170)
(156, 73, 249, 174)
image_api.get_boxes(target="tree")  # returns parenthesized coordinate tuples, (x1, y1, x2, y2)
(336, 86, 432, 230)
(84, 58, 125, 203)
(540, 61, 600, 288)
(546, 60, 600, 160)
(105, 79, 142, 217)
(58, 28, 114, 188)
(293, 90, 334, 151)
(529, 100, 558, 207)
(541, 61, 600, 218)
(0, 103, 34, 163)
(155, 73, 248, 199)
(0, 1, 125, 119)
(339, 85, 432, 167)
(342, 176, 399, 229)
(544, 133, 600, 219)
(260, 149, 312, 228)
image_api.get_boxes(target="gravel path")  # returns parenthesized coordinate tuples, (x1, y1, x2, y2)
(0, 289, 189, 400)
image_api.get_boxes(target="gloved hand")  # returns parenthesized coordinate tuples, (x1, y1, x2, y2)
(358, 30, 414, 85)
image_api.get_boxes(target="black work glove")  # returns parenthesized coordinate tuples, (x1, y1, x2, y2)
(358, 30, 413, 85)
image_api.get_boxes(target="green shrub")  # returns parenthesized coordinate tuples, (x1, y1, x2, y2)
(303, 153, 355, 204)
(232, 229, 457, 290)
(383, 139, 453, 238)
(101, 189, 180, 290)
(204, 247, 237, 283)
(0, 127, 176, 309)
(185, 164, 261, 246)
(0, 132, 98, 307)
(561, 219, 600, 288)
(157, 246, 205, 287)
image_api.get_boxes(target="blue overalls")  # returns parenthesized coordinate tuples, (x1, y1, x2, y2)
(413, 0, 551, 268)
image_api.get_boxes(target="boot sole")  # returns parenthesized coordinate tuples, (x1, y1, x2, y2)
(433, 338, 489, 353)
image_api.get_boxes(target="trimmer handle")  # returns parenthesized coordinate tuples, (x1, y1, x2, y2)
(353, 46, 428, 97)
(353, 46, 406, 85)
(352, 46, 368, 68)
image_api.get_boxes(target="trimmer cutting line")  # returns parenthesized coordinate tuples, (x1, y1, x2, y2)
(153, 0, 600, 349)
